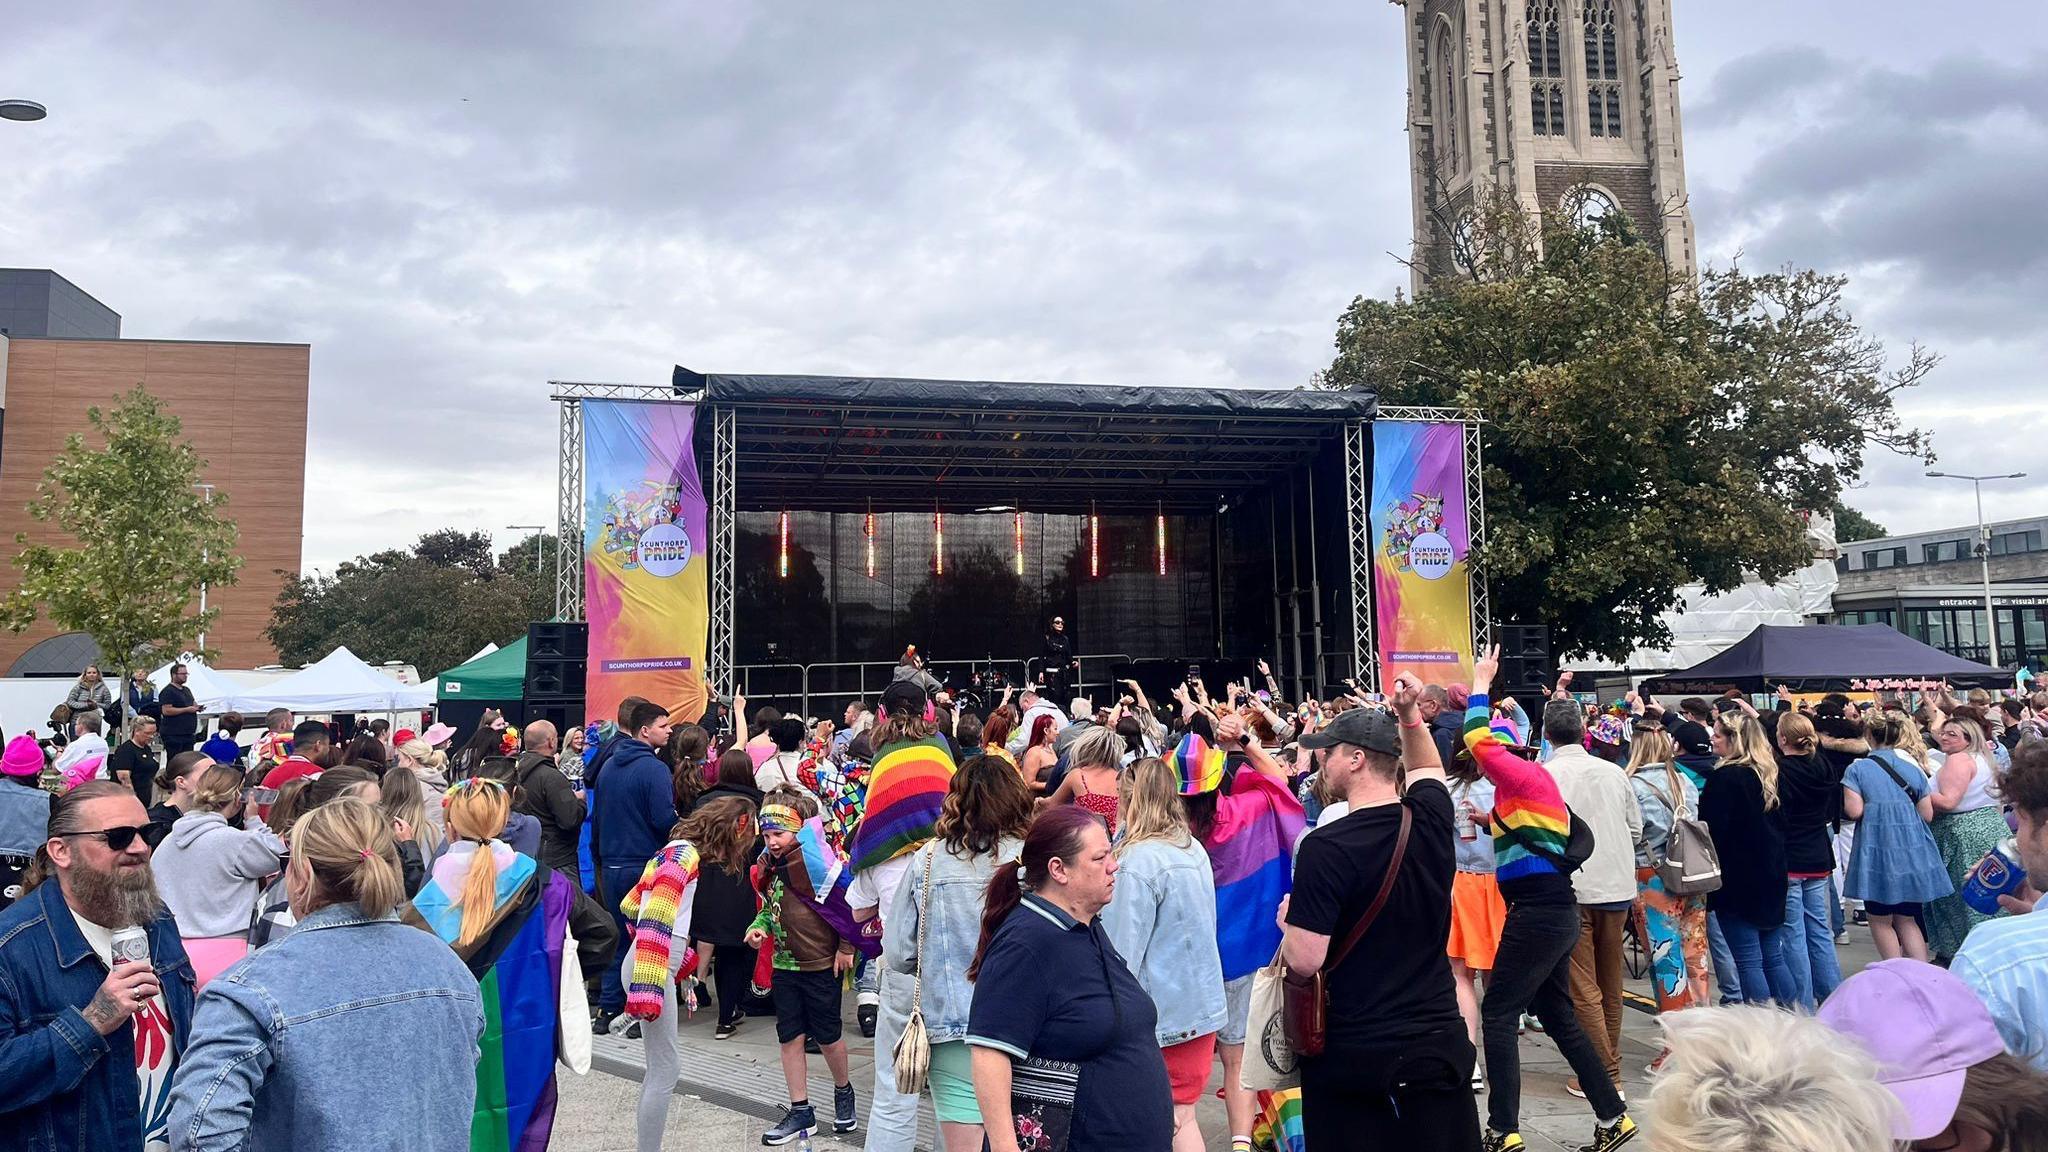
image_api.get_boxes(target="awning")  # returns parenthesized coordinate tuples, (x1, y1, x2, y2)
(1636, 624, 2011, 695)
(437, 637, 529, 702)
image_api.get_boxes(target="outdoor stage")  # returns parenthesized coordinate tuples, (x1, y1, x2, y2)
(550, 369, 1488, 719)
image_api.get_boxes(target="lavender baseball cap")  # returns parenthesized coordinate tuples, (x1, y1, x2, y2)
(1816, 959, 2007, 1140)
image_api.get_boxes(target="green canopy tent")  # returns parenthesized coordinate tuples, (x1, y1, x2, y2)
(438, 637, 529, 702)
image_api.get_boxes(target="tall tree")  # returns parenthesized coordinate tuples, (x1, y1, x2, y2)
(1832, 503, 1889, 544)
(267, 530, 551, 675)
(3, 386, 241, 678)
(1323, 191, 1934, 660)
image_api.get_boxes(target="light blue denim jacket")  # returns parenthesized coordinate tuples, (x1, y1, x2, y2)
(1100, 837, 1229, 1047)
(884, 836, 1023, 1043)
(165, 902, 484, 1152)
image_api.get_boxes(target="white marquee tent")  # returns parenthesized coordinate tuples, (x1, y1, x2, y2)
(218, 646, 437, 714)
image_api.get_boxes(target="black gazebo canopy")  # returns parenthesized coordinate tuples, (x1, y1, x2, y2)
(1636, 624, 2010, 694)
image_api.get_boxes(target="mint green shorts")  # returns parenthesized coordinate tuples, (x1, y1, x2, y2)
(928, 1040, 982, 1124)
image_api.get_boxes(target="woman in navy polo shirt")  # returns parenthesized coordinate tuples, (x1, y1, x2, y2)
(966, 805, 1173, 1152)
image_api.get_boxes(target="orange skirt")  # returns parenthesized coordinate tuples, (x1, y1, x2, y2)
(1445, 870, 1507, 971)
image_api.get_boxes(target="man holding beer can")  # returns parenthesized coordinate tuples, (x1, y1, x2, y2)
(0, 780, 193, 1151)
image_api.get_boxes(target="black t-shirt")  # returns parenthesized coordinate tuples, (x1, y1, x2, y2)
(157, 683, 198, 740)
(108, 740, 159, 807)
(1286, 777, 1461, 1050)
(967, 894, 1172, 1151)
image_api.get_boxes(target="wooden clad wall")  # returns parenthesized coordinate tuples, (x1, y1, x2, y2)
(0, 338, 309, 671)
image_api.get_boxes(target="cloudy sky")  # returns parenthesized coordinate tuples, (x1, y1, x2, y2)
(4, 1, 2043, 571)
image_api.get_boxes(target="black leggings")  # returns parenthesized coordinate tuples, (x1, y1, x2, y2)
(1480, 899, 1625, 1133)
(710, 941, 757, 1026)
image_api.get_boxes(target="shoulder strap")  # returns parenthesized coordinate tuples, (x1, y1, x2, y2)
(1658, 762, 1689, 819)
(1325, 805, 1411, 973)
(1491, 806, 1572, 871)
(1869, 751, 1920, 798)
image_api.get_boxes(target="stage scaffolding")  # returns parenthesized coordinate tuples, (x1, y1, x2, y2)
(551, 373, 1488, 705)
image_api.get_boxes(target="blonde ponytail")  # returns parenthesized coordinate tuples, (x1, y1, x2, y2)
(291, 798, 404, 919)
(443, 778, 513, 948)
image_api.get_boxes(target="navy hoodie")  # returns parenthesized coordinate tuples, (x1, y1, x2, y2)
(591, 737, 675, 869)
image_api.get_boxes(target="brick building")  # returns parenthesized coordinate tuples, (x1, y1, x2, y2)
(0, 271, 308, 673)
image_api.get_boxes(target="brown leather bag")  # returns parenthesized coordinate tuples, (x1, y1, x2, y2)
(1282, 805, 1411, 1059)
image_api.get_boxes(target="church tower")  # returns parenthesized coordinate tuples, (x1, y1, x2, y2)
(1395, 0, 1696, 291)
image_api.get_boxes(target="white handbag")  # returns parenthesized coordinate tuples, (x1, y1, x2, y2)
(1238, 947, 1299, 1091)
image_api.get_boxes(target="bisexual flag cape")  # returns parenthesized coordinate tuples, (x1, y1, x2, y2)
(847, 735, 954, 874)
(1203, 768, 1307, 982)
(763, 816, 884, 959)
(407, 843, 573, 1152)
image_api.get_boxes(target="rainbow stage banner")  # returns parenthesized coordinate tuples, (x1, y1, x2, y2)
(1371, 421, 1474, 687)
(583, 400, 709, 725)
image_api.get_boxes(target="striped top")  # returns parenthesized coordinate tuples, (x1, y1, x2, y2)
(848, 735, 956, 873)
(1463, 694, 1574, 904)
(622, 840, 702, 1019)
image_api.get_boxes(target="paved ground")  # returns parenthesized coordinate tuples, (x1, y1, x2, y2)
(555, 927, 1886, 1150)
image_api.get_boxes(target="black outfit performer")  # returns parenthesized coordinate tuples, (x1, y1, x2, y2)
(1041, 617, 1077, 700)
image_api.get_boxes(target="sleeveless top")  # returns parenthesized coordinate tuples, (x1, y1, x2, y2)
(1075, 776, 1120, 836)
(1955, 752, 1999, 813)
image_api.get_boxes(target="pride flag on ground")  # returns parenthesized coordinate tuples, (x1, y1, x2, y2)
(1204, 768, 1307, 982)
(847, 734, 954, 874)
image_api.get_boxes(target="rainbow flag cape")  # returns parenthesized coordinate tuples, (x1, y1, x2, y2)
(847, 735, 954, 874)
(771, 816, 884, 959)
(408, 852, 571, 1152)
(1254, 1087, 1306, 1152)
(1204, 768, 1306, 982)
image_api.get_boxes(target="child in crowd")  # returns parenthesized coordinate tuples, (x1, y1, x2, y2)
(746, 788, 860, 1145)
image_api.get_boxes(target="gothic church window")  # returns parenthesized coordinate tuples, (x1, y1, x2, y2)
(1436, 26, 1459, 172)
(1528, 1, 1566, 136)
(1584, 0, 1623, 138)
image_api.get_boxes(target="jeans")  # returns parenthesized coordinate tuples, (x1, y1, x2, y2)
(1829, 874, 1847, 934)
(1706, 912, 1743, 1004)
(598, 862, 638, 1013)
(1481, 900, 1626, 1134)
(1716, 911, 1797, 1006)
(1301, 1028, 1480, 1152)
(865, 966, 925, 1152)
(1781, 877, 1844, 1009)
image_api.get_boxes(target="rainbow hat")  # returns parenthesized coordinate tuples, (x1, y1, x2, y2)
(1171, 732, 1226, 796)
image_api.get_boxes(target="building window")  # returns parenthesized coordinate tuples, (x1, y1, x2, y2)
(1863, 547, 1908, 570)
(1436, 26, 1459, 173)
(1925, 540, 1968, 564)
(1991, 530, 2043, 557)
(1583, 0, 1623, 138)
(1528, 1, 1565, 136)
(1837, 609, 1897, 628)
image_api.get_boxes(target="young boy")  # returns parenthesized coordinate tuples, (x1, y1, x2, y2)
(746, 788, 859, 1145)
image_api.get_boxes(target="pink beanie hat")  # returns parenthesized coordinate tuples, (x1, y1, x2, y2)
(60, 754, 105, 793)
(0, 734, 42, 778)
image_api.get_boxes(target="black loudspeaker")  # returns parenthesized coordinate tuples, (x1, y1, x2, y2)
(528, 621, 588, 661)
(524, 661, 586, 698)
(523, 699, 578, 738)
(1496, 625, 1552, 698)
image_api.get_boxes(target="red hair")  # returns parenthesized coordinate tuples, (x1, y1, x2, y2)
(1030, 714, 1057, 747)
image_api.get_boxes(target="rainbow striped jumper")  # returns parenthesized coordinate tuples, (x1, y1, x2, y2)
(621, 840, 702, 1019)
(1462, 694, 1575, 904)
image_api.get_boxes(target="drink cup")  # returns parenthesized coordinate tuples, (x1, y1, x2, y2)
(110, 926, 151, 968)
(1962, 839, 2028, 915)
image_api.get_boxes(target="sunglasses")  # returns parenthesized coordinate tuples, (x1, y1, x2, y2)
(61, 825, 153, 851)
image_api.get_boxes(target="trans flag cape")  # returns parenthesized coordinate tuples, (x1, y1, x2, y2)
(407, 843, 572, 1152)
(1202, 768, 1307, 982)
(847, 734, 954, 874)
(763, 815, 884, 959)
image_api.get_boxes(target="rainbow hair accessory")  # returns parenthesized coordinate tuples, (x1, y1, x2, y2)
(1171, 732, 1226, 796)
(759, 804, 804, 835)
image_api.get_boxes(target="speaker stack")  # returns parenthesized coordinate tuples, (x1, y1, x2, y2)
(523, 622, 588, 734)
(1495, 625, 1553, 699)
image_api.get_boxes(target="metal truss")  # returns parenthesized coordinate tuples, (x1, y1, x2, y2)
(548, 382, 681, 403)
(1377, 405, 1485, 424)
(553, 399, 584, 620)
(1464, 419, 1492, 657)
(1344, 419, 1377, 692)
(708, 405, 738, 705)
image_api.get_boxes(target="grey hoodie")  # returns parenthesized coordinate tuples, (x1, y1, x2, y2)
(154, 809, 286, 938)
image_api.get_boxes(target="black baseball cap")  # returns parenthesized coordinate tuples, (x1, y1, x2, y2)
(879, 680, 928, 716)
(1298, 708, 1400, 756)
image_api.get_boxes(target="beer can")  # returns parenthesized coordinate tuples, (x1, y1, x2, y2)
(1962, 838, 2029, 915)
(110, 926, 150, 967)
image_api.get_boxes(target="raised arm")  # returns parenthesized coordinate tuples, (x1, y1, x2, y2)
(1465, 646, 1545, 793)
(1390, 672, 1444, 787)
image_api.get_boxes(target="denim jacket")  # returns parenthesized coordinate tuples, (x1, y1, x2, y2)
(165, 902, 484, 1152)
(1100, 837, 1229, 1046)
(883, 836, 1023, 1043)
(0, 881, 195, 1152)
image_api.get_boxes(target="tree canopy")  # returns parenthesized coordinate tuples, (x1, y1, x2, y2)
(266, 530, 553, 675)
(3, 385, 242, 672)
(1323, 191, 1933, 661)
(1832, 503, 1890, 544)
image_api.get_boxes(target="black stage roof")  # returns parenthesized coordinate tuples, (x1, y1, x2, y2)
(677, 366, 1378, 515)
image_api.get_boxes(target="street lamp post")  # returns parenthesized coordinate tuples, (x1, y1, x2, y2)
(505, 525, 546, 576)
(194, 483, 216, 652)
(1926, 471, 2028, 668)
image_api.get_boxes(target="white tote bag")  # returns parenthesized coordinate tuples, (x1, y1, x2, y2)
(1238, 948, 1300, 1092)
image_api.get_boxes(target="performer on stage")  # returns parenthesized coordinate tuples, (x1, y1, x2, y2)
(1040, 615, 1078, 700)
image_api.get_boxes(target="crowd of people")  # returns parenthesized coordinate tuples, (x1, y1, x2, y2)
(8, 648, 2048, 1152)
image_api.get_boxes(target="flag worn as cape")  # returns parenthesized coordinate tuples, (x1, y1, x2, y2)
(846, 734, 954, 874)
(770, 816, 884, 959)
(1202, 768, 1307, 982)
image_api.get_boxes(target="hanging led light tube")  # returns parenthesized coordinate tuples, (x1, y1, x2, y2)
(1014, 511, 1026, 576)
(1156, 503, 1167, 576)
(934, 509, 945, 576)
(1089, 502, 1100, 578)
(778, 511, 790, 578)
(864, 507, 876, 579)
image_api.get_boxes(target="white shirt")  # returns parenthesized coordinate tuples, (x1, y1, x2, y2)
(848, 853, 916, 923)
(1544, 744, 1643, 905)
(74, 917, 175, 1151)
(54, 733, 109, 778)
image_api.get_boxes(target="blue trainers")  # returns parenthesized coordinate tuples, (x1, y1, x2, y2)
(762, 1104, 814, 1146)
(834, 1082, 858, 1133)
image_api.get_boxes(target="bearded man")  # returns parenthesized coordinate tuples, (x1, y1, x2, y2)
(0, 780, 194, 1152)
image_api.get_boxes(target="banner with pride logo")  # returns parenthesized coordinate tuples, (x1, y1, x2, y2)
(583, 400, 709, 724)
(1370, 421, 1474, 687)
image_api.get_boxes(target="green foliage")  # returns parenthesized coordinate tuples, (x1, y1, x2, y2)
(266, 530, 553, 675)
(1324, 190, 1933, 661)
(2, 386, 241, 673)
(1832, 503, 1889, 544)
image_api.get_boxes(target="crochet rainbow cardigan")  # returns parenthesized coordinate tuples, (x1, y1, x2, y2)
(621, 840, 701, 1019)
